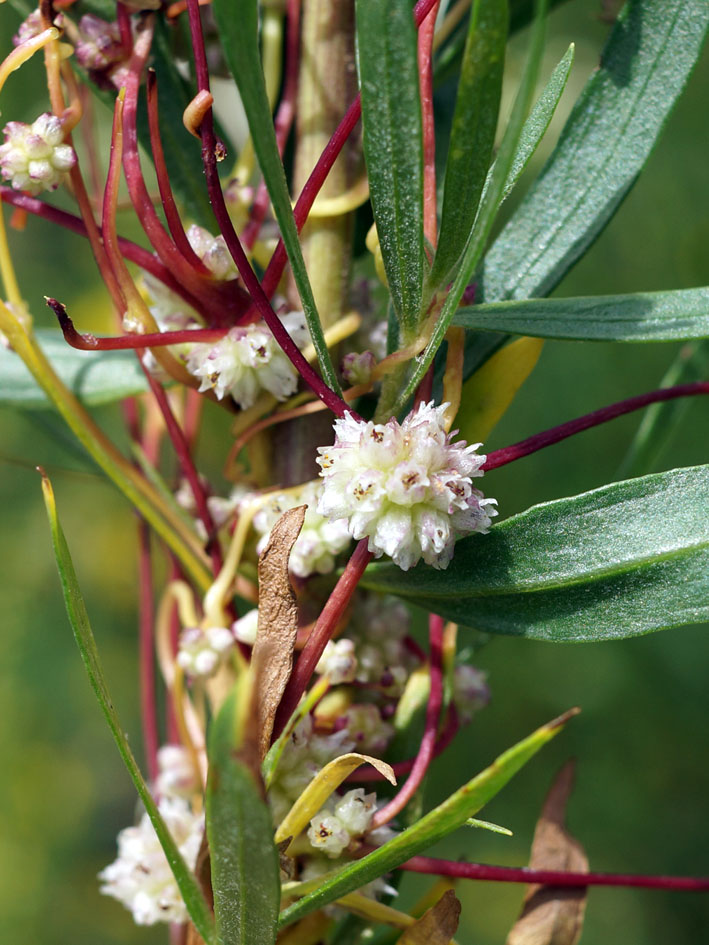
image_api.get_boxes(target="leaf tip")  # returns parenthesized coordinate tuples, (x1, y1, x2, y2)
(547, 707, 581, 731)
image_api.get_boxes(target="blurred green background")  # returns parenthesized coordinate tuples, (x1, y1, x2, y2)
(1, 1, 708, 943)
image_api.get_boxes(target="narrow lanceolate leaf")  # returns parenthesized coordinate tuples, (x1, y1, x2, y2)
(453, 286, 709, 342)
(479, 0, 709, 304)
(619, 340, 709, 477)
(210, 0, 341, 395)
(431, 0, 508, 289)
(506, 762, 588, 945)
(0, 329, 150, 409)
(356, 0, 424, 336)
(361, 466, 709, 642)
(393, 0, 549, 414)
(40, 475, 216, 945)
(207, 687, 281, 945)
(253, 506, 306, 759)
(279, 710, 575, 927)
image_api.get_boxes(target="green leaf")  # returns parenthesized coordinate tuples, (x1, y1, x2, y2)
(391, 0, 549, 415)
(211, 0, 341, 395)
(0, 329, 150, 409)
(453, 285, 709, 341)
(431, 0, 508, 288)
(478, 0, 709, 304)
(361, 466, 709, 642)
(40, 474, 216, 944)
(356, 0, 425, 336)
(279, 709, 574, 926)
(207, 687, 280, 945)
(619, 340, 709, 477)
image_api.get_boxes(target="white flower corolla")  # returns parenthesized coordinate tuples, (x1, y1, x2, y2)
(306, 789, 377, 857)
(155, 745, 198, 800)
(315, 638, 357, 685)
(339, 704, 394, 754)
(186, 224, 239, 280)
(453, 664, 490, 724)
(186, 312, 308, 408)
(317, 402, 497, 571)
(268, 716, 353, 823)
(253, 481, 351, 578)
(232, 608, 259, 646)
(0, 114, 76, 195)
(177, 625, 235, 678)
(99, 798, 203, 926)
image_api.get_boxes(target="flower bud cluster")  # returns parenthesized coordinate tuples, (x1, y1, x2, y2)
(0, 114, 76, 195)
(253, 481, 351, 578)
(99, 798, 203, 926)
(74, 15, 124, 71)
(177, 624, 235, 678)
(453, 664, 490, 724)
(307, 788, 377, 857)
(317, 402, 497, 570)
(186, 312, 308, 408)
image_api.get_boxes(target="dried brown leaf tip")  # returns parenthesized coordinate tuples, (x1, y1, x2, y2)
(252, 505, 306, 759)
(506, 760, 588, 945)
(399, 888, 462, 944)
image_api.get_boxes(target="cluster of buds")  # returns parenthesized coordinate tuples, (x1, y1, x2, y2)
(0, 114, 75, 195)
(307, 788, 377, 857)
(177, 624, 235, 678)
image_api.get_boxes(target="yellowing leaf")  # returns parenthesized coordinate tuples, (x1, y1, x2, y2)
(456, 336, 544, 443)
(275, 752, 396, 847)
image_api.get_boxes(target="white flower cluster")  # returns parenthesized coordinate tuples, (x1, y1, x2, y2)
(307, 788, 376, 857)
(0, 114, 76, 195)
(345, 594, 416, 695)
(253, 481, 351, 578)
(338, 703, 394, 754)
(453, 664, 490, 724)
(155, 745, 198, 800)
(74, 14, 123, 70)
(177, 624, 235, 678)
(186, 224, 239, 280)
(186, 311, 308, 408)
(268, 716, 353, 823)
(317, 402, 497, 570)
(99, 798, 203, 926)
(315, 638, 358, 684)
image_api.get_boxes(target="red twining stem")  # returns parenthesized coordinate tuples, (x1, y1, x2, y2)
(398, 855, 709, 892)
(273, 540, 374, 740)
(146, 70, 210, 273)
(484, 382, 709, 470)
(0, 187, 210, 313)
(371, 613, 445, 828)
(260, 0, 440, 298)
(184, 0, 353, 418)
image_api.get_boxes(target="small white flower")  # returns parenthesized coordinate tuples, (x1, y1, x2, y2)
(341, 350, 375, 386)
(0, 114, 76, 195)
(306, 789, 377, 857)
(99, 798, 203, 926)
(186, 224, 239, 280)
(186, 312, 308, 408)
(317, 402, 497, 570)
(232, 608, 259, 646)
(315, 638, 357, 685)
(155, 745, 198, 800)
(253, 481, 351, 578)
(177, 625, 235, 678)
(453, 664, 490, 724)
(339, 704, 394, 754)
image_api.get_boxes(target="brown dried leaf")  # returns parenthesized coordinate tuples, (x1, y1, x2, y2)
(252, 505, 306, 759)
(506, 761, 588, 945)
(398, 889, 461, 944)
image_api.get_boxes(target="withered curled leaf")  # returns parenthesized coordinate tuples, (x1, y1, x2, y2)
(252, 505, 306, 759)
(398, 888, 461, 944)
(506, 761, 588, 945)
